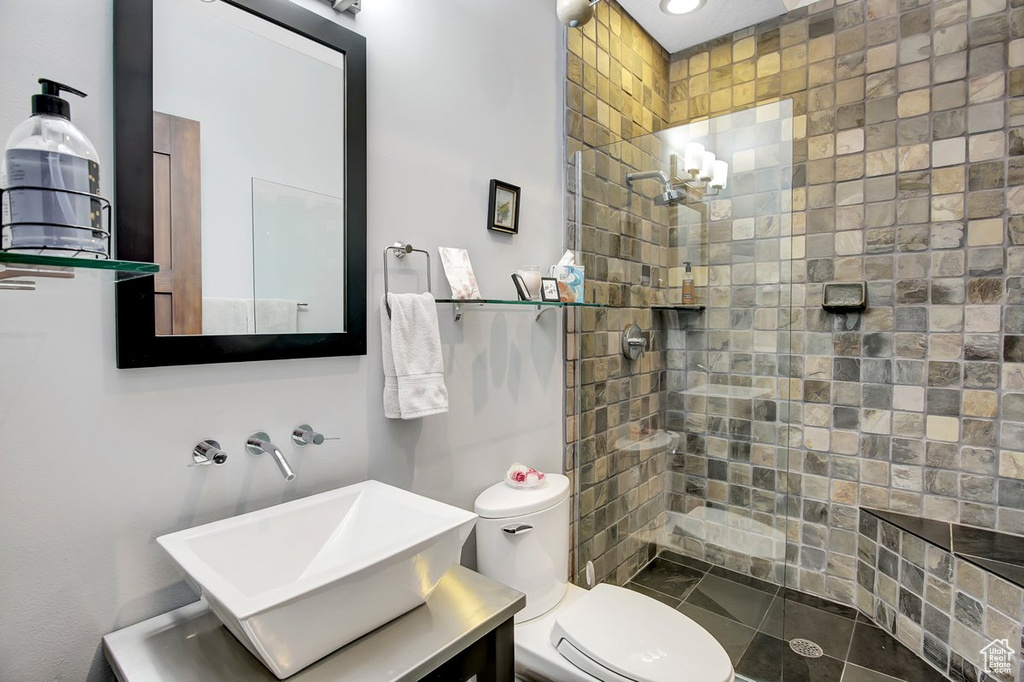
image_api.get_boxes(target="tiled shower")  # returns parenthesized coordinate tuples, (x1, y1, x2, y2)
(564, 0, 1024, 679)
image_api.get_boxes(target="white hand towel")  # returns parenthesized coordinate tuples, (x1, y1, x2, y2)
(379, 295, 402, 419)
(202, 297, 254, 335)
(381, 293, 448, 419)
(255, 298, 298, 333)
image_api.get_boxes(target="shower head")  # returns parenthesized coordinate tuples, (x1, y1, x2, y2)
(626, 170, 686, 207)
(655, 188, 687, 206)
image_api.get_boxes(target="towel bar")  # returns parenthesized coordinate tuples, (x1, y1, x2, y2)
(383, 242, 432, 318)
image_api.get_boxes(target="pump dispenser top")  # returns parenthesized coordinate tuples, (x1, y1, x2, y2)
(1, 78, 107, 258)
(32, 79, 88, 120)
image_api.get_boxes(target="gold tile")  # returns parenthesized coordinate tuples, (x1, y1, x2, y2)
(690, 51, 710, 75)
(711, 42, 732, 69)
(710, 88, 732, 113)
(733, 36, 756, 62)
(782, 44, 808, 71)
(689, 72, 709, 96)
(711, 65, 733, 90)
(733, 81, 755, 106)
(808, 35, 836, 63)
(757, 52, 782, 77)
(782, 67, 808, 94)
(733, 58, 757, 84)
(583, 39, 597, 68)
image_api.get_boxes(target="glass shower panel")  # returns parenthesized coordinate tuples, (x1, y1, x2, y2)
(572, 100, 795, 679)
(662, 101, 796, 586)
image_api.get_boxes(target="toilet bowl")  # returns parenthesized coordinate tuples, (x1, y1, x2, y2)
(474, 475, 734, 682)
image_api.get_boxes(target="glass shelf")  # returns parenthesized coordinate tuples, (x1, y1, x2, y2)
(651, 304, 706, 312)
(434, 298, 605, 321)
(0, 252, 160, 290)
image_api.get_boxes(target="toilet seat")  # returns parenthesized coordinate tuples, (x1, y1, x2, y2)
(549, 584, 733, 682)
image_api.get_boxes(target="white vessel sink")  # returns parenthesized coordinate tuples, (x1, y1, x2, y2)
(157, 480, 477, 679)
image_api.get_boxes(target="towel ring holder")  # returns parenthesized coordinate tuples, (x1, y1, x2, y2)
(383, 242, 432, 318)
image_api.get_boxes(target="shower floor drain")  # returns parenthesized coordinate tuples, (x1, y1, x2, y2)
(789, 638, 824, 658)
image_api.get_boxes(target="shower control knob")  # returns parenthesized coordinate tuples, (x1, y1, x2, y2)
(292, 424, 335, 446)
(190, 440, 228, 467)
(621, 323, 648, 361)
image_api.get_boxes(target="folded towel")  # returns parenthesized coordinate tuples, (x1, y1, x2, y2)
(380, 293, 448, 419)
(380, 296, 402, 419)
(203, 297, 254, 335)
(255, 298, 298, 333)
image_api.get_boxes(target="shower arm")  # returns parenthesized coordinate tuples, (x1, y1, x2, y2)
(625, 170, 672, 189)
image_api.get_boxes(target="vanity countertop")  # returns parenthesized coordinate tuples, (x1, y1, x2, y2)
(103, 564, 525, 682)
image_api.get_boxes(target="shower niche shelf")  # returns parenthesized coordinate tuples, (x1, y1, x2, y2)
(651, 304, 705, 312)
(0, 252, 159, 291)
(435, 298, 605, 322)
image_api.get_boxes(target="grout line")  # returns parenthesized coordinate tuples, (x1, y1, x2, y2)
(841, 662, 904, 682)
(625, 580, 685, 605)
(752, 600, 777, 635)
(841, 617, 857, 664)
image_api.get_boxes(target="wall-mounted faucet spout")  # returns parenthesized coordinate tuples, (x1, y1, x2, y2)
(246, 432, 296, 481)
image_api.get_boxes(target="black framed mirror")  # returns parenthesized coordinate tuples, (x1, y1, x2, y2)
(114, 0, 366, 368)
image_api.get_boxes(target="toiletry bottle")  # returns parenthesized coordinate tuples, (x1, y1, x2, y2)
(1, 79, 106, 257)
(681, 261, 694, 304)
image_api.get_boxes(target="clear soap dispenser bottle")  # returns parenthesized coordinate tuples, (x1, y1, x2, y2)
(1, 79, 106, 258)
(681, 261, 695, 304)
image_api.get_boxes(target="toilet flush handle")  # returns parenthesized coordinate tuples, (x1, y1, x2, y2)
(502, 524, 533, 536)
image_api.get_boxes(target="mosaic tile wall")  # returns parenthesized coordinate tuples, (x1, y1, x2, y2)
(563, 0, 675, 585)
(665, 0, 1024, 610)
(858, 511, 1024, 681)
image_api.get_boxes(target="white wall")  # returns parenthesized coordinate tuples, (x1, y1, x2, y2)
(0, 1, 565, 680)
(154, 0, 346, 306)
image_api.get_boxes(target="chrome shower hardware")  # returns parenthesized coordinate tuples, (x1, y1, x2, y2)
(625, 170, 687, 207)
(291, 424, 340, 447)
(246, 432, 296, 481)
(621, 323, 648, 360)
(189, 440, 228, 468)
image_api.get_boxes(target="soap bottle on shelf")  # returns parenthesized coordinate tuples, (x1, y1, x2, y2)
(681, 261, 694, 304)
(1, 79, 106, 258)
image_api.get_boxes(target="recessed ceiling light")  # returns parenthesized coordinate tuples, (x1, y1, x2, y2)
(661, 0, 705, 14)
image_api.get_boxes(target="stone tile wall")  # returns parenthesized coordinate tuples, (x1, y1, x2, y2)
(858, 510, 1024, 681)
(564, 1, 674, 585)
(666, 0, 1024, 609)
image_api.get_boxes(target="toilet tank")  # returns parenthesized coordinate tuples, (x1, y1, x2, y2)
(474, 474, 570, 622)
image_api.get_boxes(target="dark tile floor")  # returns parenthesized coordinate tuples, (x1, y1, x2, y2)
(626, 552, 949, 682)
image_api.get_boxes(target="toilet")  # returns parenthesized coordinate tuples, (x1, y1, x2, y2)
(474, 474, 735, 682)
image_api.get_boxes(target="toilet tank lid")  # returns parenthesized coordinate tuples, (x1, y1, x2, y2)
(474, 474, 570, 518)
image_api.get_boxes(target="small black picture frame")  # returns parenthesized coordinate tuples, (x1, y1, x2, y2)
(511, 273, 530, 301)
(487, 179, 521, 234)
(540, 277, 560, 302)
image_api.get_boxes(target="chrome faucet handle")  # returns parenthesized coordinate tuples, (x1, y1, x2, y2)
(292, 424, 327, 447)
(189, 439, 228, 468)
(246, 432, 296, 481)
